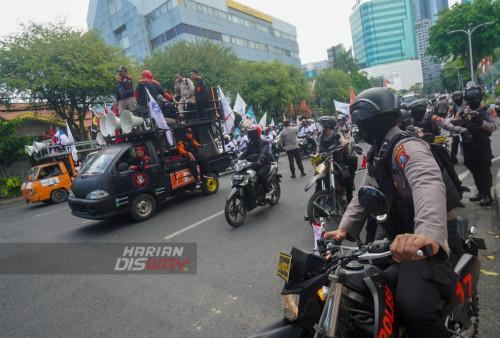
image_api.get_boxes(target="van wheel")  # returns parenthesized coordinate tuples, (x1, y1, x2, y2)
(50, 189, 68, 204)
(130, 194, 156, 222)
(201, 174, 219, 195)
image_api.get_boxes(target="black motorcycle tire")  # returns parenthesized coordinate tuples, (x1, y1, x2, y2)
(225, 193, 246, 227)
(268, 180, 281, 206)
(307, 190, 347, 227)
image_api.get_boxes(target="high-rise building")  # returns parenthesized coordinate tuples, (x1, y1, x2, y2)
(87, 0, 300, 66)
(413, 0, 448, 81)
(327, 44, 346, 68)
(349, 0, 418, 68)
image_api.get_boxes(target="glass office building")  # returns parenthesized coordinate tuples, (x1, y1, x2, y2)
(87, 0, 300, 66)
(350, 0, 418, 68)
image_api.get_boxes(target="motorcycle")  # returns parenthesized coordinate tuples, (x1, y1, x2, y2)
(298, 133, 317, 158)
(352, 124, 360, 144)
(252, 186, 484, 338)
(272, 134, 284, 162)
(224, 159, 282, 227)
(305, 145, 362, 226)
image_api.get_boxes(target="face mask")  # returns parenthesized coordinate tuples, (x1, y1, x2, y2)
(359, 116, 396, 145)
(454, 98, 463, 106)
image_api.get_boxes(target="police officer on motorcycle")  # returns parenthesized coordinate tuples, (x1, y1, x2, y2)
(316, 116, 357, 202)
(324, 87, 464, 338)
(238, 125, 273, 200)
(462, 86, 498, 206)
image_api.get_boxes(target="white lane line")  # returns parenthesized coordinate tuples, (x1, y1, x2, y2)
(81, 220, 94, 224)
(164, 210, 224, 240)
(32, 207, 68, 218)
(493, 155, 500, 163)
(459, 170, 470, 181)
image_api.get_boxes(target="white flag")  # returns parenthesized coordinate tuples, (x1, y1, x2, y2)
(64, 120, 78, 162)
(334, 100, 350, 114)
(146, 88, 174, 146)
(258, 112, 267, 130)
(218, 86, 235, 134)
(233, 93, 247, 118)
(271, 118, 275, 127)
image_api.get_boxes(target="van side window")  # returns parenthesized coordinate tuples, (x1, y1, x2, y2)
(39, 164, 62, 179)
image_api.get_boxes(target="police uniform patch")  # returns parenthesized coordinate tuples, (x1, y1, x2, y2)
(395, 144, 410, 169)
(432, 115, 442, 122)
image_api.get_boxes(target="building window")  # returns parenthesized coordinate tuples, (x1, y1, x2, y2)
(114, 25, 129, 50)
(108, 0, 122, 16)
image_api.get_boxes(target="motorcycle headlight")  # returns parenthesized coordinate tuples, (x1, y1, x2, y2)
(315, 163, 326, 174)
(282, 294, 300, 321)
(86, 190, 110, 200)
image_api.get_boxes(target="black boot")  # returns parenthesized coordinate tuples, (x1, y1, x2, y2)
(300, 169, 306, 177)
(480, 193, 493, 207)
(291, 170, 296, 178)
(469, 193, 482, 202)
(450, 154, 458, 165)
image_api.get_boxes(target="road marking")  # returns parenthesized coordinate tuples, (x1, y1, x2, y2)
(163, 210, 224, 240)
(32, 207, 67, 218)
(81, 220, 94, 224)
(493, 155, 500, 163)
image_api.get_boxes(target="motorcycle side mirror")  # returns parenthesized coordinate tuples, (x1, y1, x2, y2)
(117, 163, 129, 172)
(353, 145, 363, 155)
(358, 186, 390, 221)
(421, 133, 435, 144)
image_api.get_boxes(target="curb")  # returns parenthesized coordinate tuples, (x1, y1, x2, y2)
(495, 169, 500, 233)
(0, 197, 23, 207)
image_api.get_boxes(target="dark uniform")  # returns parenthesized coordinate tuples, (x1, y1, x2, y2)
(177, 131, 208, 182)
(462, 92, 498, 206)
(328, 88, 462, 337)
(130, 155, 151, 171)
(190, 70, 210, 112)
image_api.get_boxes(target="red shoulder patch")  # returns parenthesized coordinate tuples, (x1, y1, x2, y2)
(395, 144, 410, 169)
(432, 115, 442, 122)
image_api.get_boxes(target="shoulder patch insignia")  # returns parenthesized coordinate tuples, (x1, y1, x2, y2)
(432, 115, 442, 122)
(395, 144, 410, 169)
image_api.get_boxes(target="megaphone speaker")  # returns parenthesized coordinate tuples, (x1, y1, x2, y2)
(96, 132, 106, 146)
(104, 113, 121, 136)
(100, 114, 110, 137)
(33, 141, 48, 153)
(121, 110, 145, 134)
(25, 145, 35, 156)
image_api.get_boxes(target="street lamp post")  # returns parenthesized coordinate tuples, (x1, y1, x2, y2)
(447, 22, 494, 86)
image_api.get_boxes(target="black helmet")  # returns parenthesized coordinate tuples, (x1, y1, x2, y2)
(408, 99, 428, 123)
(397, 109, 412, 130)
(452, 91, 463, 106)
(318, 116, 336, 129)
(337, 114, 347, 124)
(464, 86, 483, 109)
(350, 88, 400, 144)
(247, 125, 261, 142)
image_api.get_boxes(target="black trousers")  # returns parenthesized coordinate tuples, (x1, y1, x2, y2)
(286, 148, 304, 174)
(463, 137, 493, 195)
(451, 135, 460, 157)
(384, 231, 463, 337)
(257, 164, 271, 191)
(188, 153, 210, 180)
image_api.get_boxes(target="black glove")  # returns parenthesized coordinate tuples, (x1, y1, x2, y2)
(460, 130, 473, 142)
(252, 161, 260, 169)
(470, 114, 483, 126)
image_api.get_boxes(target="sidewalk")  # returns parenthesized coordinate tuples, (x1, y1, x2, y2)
(0, 197, 22, 207)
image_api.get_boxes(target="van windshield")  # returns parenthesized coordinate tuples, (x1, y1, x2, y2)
(80, 148, 121, 175)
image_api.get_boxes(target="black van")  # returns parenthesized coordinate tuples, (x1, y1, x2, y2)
(68, 122, 231, 221)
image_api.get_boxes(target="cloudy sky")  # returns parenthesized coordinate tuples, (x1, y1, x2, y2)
(0, 0, 460, 64)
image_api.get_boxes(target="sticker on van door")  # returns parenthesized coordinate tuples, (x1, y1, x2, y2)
(41, 177, 59, 186)
(132, 171, 149, 190)
(170, 168, 197, 189)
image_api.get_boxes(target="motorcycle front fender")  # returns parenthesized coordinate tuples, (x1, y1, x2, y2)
(305, 172, 326, 192)
(249, 319, 307, 338)
(226, 187, 242, 202)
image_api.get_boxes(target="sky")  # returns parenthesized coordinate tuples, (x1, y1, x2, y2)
(0, 0, 461, 65)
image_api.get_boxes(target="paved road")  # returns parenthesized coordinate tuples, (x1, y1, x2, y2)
(1, 135, 499, 337)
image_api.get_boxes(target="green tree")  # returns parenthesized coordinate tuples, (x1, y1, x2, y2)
(331, 48, 359, 74)
(0, 22, 130, 140)
(315, 69, 352, 111)
(349, 71, 372, 94)
(422, 79, 442, 96)
(0, 120, 31, 165)
(427, 0, 500, 84)
(143, 40, 241, 93)
(237, 61, 307, 121)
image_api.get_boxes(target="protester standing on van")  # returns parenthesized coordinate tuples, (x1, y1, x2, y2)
(116, 66, 136, 114)
(174, 72, 195, 112)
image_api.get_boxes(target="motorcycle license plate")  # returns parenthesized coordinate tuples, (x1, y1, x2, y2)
(311, 154, 322, 165)
(277, 253, 292, 281)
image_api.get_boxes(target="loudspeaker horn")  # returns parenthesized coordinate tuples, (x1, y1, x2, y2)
(96, 132, 106, 146)
(104, 113, 121, 136)
(25, 145, 35, 156)
(100, 114, 110, 137)
(33, 141, 48, 153)
(121, 110, 144, 134)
